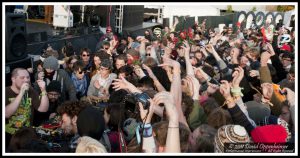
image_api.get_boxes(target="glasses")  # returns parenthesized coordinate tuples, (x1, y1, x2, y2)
(146, 54, 151, 56)
(82, 54, 90, 57)
(104, 47, 109, 50)
(77, 70, 85, 74)
(47, 93, 60, 97)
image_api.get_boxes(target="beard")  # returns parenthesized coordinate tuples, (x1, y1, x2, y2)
(49, 98, 59, 104)
(44, 69, 55, 81)
(62, 123, 75, 136)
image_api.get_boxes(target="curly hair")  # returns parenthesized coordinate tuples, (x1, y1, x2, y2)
(207, 107, 233, 130)
(57, 101, 91, 118)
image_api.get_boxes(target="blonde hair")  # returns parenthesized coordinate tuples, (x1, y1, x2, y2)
(249, 47, 260, 60)
(76, 136, 107, 153)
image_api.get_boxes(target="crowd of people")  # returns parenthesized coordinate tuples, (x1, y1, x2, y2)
(5, 15, 296, 154)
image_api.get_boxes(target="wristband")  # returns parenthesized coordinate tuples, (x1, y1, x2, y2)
(142, 123, 153, 137)
(40, 91, 47, 96)
(231, 87, 244, 97)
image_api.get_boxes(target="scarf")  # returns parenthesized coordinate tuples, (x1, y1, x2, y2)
(71, 73, 87, 96)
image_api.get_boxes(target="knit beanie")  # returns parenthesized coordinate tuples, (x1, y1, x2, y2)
(46, 80, 61, 93)
(43, 56, 59, 71)
(245, 101, 271, 124)
(76, 136, 107, 153)
(257, 115, 291, 142)
(214, 125, 250, 153)
(250, 125, 288, 143)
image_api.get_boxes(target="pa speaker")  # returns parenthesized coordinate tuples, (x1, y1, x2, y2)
(6, 13, 27, 62)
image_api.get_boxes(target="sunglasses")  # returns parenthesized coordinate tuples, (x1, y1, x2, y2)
(78, 70, 85, 74)
(82, 54, 90, 57)
(146, 54, 151, 56)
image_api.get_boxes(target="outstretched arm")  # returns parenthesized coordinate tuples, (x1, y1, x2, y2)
(153, 91, 180, 153)
(160, 57, 188, 128)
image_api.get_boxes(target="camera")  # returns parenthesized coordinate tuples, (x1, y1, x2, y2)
(134, 92, 151, 110)
(208, 78, 221, 86)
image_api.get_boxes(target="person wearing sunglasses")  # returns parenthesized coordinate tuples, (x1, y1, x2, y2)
(71, 61, 90, 100)
(80, 48, 92, 74)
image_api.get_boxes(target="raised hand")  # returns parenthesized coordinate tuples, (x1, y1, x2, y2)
(249, 70, 260, 78)
(265, 42, 275, 56)
(142, 64, 157, 80)
(20, 82, 30, 95)
(231, 66, 244, 88)
(159, 56, 181, 72)
(260, 51, 272, 66)
(152, 91, 177, 122)
(194, 67, 210, 81)
(261, 83, 273, 101)
(206, 82, 219, 95)
(205, 44, 215, 53)
(111, 76, 132, 91)
(138, 100, 154, 124)
(219, 80, 231, 99)
(93, 80, 101, 89)
(36, 79, 46, 91)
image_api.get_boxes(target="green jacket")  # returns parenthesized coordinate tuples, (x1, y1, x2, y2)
(188, 100, 207, 131)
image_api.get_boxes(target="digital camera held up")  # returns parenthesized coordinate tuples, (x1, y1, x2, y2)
(133, 92, 151, 110)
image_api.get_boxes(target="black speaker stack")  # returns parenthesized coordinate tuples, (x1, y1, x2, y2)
(6, 13, 28, 62)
